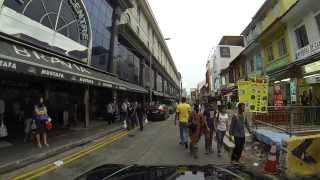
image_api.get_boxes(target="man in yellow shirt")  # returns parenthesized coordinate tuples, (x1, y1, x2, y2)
(175, 97, 192, 148)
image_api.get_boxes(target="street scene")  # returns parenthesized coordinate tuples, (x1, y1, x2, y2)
(0, 0, 320, 179)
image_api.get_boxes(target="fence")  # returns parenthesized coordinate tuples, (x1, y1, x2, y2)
(253, 106, 320, 136)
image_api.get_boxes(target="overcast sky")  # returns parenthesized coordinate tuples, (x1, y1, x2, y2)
(148, 0, 265, 92)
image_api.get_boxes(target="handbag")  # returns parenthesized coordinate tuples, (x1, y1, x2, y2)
(45, 121, 53, 130)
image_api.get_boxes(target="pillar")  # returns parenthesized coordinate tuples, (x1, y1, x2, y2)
(84, 87, 90, 128)
(108, 6, 122, 74)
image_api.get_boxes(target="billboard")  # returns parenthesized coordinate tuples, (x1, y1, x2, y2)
(238, 81, 268, 113)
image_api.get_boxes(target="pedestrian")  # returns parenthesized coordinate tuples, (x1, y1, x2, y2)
(120, 99, 128, 130)
(229, 103, 251, 163)
(136, 101, 145, 131)
(175, 97, 192, 149)
(189, 106, 208, 159)
(22, 97, 34, 142)
(0, 96, 7, 138)
(128, 101, 136, 129)
(214, 105, 229, 157)
(34, 97, 51, 148)
(203, 103, 215, 154)
(106, 101, 114, 124)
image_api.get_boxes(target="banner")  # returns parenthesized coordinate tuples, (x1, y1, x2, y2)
(238, 81, 268, 113)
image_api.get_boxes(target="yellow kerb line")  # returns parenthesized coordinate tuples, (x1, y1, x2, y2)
(11, 131, 129, 180)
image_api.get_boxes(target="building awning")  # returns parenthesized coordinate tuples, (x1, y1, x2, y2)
(0, 37, 147, 93)
(153, 91, 164, 97)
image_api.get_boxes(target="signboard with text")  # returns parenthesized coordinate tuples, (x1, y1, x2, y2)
(238, 81, 268, 113)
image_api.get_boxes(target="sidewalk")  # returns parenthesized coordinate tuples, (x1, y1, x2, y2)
(0, 121, 123, 174)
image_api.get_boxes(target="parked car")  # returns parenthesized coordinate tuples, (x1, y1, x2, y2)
(161, 100, 177, 114)
(147, 104, 169, 121)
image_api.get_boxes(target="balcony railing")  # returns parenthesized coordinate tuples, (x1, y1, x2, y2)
(295, 40, 320, 61)
(253, 106, 320, 136)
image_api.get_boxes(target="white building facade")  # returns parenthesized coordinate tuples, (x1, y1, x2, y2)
(210, 36, 244, 94)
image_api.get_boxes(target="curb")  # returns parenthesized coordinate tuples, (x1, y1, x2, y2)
(0, 126, 123, 174)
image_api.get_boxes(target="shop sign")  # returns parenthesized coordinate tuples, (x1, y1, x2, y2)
(296, 40, 320, 61)
(12, 45, 91, 75)
(237, 81, 268, 113)
(266, 57, 289, 73)
(40, 69, 64, 79)
(290, 79, 297, 103)
(0, 59, 16, 70)
(79, 77, 94, 85)
(304, 61, 320, 74)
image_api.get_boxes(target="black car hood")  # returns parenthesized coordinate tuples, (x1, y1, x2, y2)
(75, 164, 272, 180)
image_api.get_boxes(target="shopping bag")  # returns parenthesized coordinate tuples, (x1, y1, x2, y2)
(45, 121, 53, 130)
(123, 121, 127, 129)
(144, 117, 148, 124)
(0, 122, 8, 137)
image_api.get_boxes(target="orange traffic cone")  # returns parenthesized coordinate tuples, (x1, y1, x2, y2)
(264, 143, 278, 174)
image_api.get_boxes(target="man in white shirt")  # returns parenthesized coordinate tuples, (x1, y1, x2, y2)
(107, 102, 114, 124)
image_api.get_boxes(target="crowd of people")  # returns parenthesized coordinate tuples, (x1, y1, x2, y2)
(15, 96, 147, 149)
(175, 97, 251, 163)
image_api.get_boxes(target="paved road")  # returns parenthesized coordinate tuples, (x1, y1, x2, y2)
(4, 115, 230, 180)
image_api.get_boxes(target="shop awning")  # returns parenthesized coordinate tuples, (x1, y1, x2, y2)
(0, 37, 147, 93)
(153, 91, 164, 97)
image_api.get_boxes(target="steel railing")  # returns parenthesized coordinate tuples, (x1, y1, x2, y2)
(253, 106, 320, 136)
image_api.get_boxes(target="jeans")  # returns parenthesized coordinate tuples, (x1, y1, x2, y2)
(137, 114, 144, 131)
(179, 122, 189, 144)
(120, 112, 128, 129)
(205, 127, 214, 153)
(216, 130, 226, 153)
(231, 137, 245, 162)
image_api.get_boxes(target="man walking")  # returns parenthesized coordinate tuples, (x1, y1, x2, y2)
(136, 101, 145, 131)
(120, 99, 128, 130)
(229, 103, 251, 163)
(203, 103, 215, 154)
(175, 97, 192, 149)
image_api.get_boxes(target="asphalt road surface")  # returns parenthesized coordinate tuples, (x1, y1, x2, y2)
(4, 115, 230, 180)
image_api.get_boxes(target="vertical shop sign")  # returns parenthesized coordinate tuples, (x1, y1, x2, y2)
(274, 83, 284, 109)
(290, 79, 297, 103)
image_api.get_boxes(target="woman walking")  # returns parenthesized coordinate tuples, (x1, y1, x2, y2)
(214, 105, 229, 157)
(189, 106, 208, 159)
(34, 97, 51, 148)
